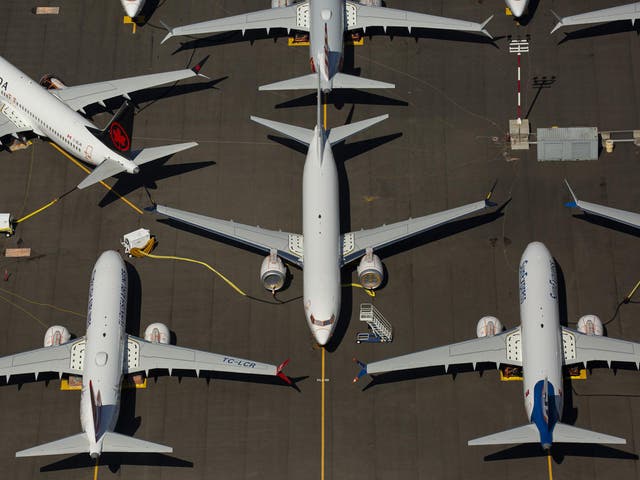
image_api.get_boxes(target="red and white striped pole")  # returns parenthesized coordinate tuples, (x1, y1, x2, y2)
(517, 53, 522, 124)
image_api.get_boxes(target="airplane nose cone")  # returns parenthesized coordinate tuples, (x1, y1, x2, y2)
(507, 1, 526, 18)
(124, 2, 141, 18)
(314, 329, 331, 346)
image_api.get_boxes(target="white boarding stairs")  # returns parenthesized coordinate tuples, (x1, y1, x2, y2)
(359, 303, 393, 342)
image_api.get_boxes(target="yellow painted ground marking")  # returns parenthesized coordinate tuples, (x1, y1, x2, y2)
(0, 293, 47, 328)
(321, 346, 326, 480)
(93, 458, 99, 480)
(0, 286, 84, 318)
(123, 16, 137, 34)
(547, 452, 553, 480)
(323, 96, 327, 130)
(48, 142, 143, 215)
(505, 7, 513, 16)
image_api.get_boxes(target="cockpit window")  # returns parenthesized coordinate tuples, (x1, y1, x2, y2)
(311, 314, 335, 327)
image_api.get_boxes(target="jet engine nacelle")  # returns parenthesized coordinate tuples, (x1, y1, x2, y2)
(358, 0, 382, 6)
(43, 325, 71, 347)
(39, 74, 67, 90)
(271, 0, 294, 7)
(144, 323, 170, 344)
(260, 251, 286, 292)
(476, 316, 503, 338)
(577, 315, 604, 336)
(357, 248, 384, 290)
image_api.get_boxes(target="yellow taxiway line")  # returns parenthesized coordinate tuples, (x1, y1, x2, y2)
(48, 142, 144, 215)
(547, 453, 553, 480)
(321, 346, 326, 480)
(93, 458, 99, 480)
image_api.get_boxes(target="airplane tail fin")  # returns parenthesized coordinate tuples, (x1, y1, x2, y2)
(468, 424, 540, 446)
(101, 432, 173, 454)
(16, 433, 90, 457)
(258, 72, 394, 91)
(250, 116, 314, 146)
(327, 114, 388, 146)
(86, 101, 135, 157)
(552, 423, 626, 445)
(76, 142, 198, 190)
(15, 432, 173, 457)
(468, 422, 626, 447)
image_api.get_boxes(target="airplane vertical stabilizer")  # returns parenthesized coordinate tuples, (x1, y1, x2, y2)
(86, 101, 135, 157)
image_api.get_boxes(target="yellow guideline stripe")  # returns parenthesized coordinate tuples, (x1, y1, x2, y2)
(48, 142, 143, 215)
(93, 458, 99, 480)
(0, 286, 84, 317)
(547, 453, 553, 480)
(321, 346, 325, 480)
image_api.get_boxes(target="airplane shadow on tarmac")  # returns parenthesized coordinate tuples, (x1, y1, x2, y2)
(557, 21, 640, 45)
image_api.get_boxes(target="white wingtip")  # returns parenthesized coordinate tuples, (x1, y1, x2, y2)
(480, 15, 494, 39)
(550, 10, 564, 34)
(159, 21, 174, 44)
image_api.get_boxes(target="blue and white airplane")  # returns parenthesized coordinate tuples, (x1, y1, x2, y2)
(565, 180, 640, 230)
(354, 241, 639, 449)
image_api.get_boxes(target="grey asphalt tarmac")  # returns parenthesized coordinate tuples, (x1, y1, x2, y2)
(0, 1, 638, 479)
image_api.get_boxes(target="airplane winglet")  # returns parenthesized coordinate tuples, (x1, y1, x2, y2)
(160, 20, 174, 44)
(550, 10, 564, 34)
(480, 15, 494, 39)
(485, 180, 498, 208)
(276, 359, 292, 385)
(563, 179, 579, 208)
(191, 55, 211, 79)
(352, 358, 368, 383)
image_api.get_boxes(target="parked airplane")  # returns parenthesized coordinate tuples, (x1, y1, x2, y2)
(0, 56, 205, 189)
(551, 2, 640, 33)
(354, 241, 636, 449)
(121, 0, 145, 18)
(155, 75, 496, 346)
(161, 0, 492, 92)
(0, 250, 290, 458)
(506, 0, 529, 18)
(565, 180, 640, 230)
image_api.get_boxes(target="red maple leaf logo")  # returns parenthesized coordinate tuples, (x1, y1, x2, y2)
(109, 121, 130, 151)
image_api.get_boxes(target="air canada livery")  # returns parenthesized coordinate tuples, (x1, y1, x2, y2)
(0, 251, 290, 459)
(155, 73, 496, 346)
(0, 56, 204, 189)
(355, 242, 640, 449)
(161, 0, 492, 92)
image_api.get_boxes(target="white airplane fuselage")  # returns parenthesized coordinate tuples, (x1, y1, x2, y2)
(0, 56, 138, 174)
(77, 251, 128, 458)
(518, 242, 564, 448)
(505, 0, 529, 18)
(309, 0, 345, 91)
(302, 128, 341, 345)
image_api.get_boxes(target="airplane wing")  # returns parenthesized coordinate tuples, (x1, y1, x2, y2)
(564, 180, 640, 229)
(551, 3, 640, 33)
(342, 196, 494, 265)
(562, 327, 640, 367)
(345, 1, 493, 38)
(0, 337, 85, 381)
(355, 327, 521, 381)
(126, 334, 289, 382)
(50, 64, 205, 112)
(155, 204, 304, 267)
(161, 2, 308, 44)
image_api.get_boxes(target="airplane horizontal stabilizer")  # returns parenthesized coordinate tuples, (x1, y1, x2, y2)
(16, 433, 89, 457)
(468, 424, 539, 446)
(102, 432, 173, 453)
(250, 116, 314, 146)
(77, 158, 127, 190)
(331, 73, 395, 90)
(259, 73, 394, 91)
(552, 423, 626, 445)
(327, 114, 389, 145)
(132, 142, 198, 167)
